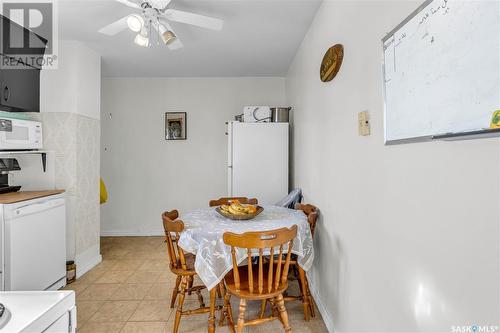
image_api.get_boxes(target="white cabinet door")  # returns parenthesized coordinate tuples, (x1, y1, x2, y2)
(42, 311, 69, 333)
(6, 198, 66, 290)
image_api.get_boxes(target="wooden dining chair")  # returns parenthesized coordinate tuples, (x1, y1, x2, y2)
(260, 204, 318, 321)
(288, 203, 319, 320)
(295, 203, 319, 237)
(209, 197, 258, 207)
(221, 225, 298, 333)
(162, 210, 215, 333)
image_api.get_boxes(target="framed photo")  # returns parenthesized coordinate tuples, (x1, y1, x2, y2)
(165, 112, 187, 140)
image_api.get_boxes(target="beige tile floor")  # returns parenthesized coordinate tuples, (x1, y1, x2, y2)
(63, 237, 328, 333)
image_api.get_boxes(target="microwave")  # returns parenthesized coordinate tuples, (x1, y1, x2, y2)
(0, 118, 42, 150)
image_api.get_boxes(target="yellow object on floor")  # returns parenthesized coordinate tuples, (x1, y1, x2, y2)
(100, 178, 108, 204)
(490, 110, 500, 129)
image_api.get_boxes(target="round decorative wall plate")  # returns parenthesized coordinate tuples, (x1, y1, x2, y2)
(320, 44, 344, 82)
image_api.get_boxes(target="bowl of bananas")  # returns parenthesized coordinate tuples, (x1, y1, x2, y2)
(215, 200, 264, 220)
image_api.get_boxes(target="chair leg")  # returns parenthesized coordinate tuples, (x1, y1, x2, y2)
(173, 276, 187, 333)
(272, 299, 283, 325)
(236, 298, 246, 333)
(170, 275, 181, 308)
(195, 290, 205, 308)
(298, 267, 310, 321)
(276, 294, 292, 333)
(306, 282, 316, 318)
(218, 284, 225, 326)
(187, 276, 194, 295)
(259, 299, 268, 318)
(224, 291, 236, 333)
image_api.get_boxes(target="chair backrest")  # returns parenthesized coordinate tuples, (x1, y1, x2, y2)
(162, 210, 188, 271)
(209, 197, 258, 207)
(223, 225, 297, 295)
(295, 203, 319, 236)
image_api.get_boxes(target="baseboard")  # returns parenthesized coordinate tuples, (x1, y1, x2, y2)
(308, 278, 336, 333)
(100, 230, 164, 237)
(75, 244, 102, 278)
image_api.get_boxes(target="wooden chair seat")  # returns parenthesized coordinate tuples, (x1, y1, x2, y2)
(224, 263, 288, 300)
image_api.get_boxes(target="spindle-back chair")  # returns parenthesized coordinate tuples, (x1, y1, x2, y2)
(222, 226, 298, 333)
(162, 210, 212, 333)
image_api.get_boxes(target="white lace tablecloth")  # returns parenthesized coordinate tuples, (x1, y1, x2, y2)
(178, 205, 314, 290)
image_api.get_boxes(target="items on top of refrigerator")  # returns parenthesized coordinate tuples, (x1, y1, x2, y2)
(243, 106, 271, 122)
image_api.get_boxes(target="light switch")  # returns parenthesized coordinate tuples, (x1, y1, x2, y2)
(358, 111, 370, 136)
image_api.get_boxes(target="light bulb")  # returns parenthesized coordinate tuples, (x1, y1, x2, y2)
(134, 34, 149, 47)
(158, 24, 176, 45)
(127, 14, 144, 32)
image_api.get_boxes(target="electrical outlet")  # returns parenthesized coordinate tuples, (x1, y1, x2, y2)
(358, 111, 370, 136)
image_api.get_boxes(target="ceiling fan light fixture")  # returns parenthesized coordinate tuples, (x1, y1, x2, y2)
(127, 14, 144, 32)
(162, 30, 176, 45)
(158, 24, 176, 45)
(134, 33, 149, 47)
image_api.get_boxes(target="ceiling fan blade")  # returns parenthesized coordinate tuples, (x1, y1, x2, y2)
(163, 9, 223, 31)
(114, 0, 140, 9)
(98, 16, 129, 36)
(151, 0, 172, 10)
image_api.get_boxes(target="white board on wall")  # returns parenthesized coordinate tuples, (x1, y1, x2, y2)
(382, 0, 500, 143)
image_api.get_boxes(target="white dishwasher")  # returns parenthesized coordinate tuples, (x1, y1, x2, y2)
(0, 193, 66, 291)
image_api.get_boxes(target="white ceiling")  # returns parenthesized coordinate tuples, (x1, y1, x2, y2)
(58, 0, 322, 77)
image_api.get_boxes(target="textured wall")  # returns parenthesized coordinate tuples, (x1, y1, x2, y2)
(39, 112, 100, 261)
(75, 115, 100, 257)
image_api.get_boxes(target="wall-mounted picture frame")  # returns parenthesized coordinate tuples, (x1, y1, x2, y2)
(165, 112, 187, 140)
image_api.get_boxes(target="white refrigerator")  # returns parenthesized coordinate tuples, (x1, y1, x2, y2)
(227, 122, 289, 204)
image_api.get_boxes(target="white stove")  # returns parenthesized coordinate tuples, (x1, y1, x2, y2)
(0, 291, 76, 332)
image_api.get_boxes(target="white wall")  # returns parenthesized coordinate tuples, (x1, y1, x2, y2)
(41, 41, 101, 120)
(101, 77, 286, 235)
(286, 1, 499, 332)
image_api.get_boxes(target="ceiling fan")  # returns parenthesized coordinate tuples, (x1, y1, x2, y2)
(98, 0, 224, 49)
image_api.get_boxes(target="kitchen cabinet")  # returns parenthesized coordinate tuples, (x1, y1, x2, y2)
(0, 62, 41, 112)
(0, 15, 45, 112)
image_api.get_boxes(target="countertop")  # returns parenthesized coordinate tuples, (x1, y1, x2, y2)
(0, 291, 75, 332)
(0, 190, 65, 204)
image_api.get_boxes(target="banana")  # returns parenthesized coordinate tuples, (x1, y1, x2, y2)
(219, 202, 258, 216)
(231, 203, 246, 212)
(228, 206, 244, 215)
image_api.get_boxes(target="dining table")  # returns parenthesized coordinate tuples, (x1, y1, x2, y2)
(178, 205, 315, 333)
